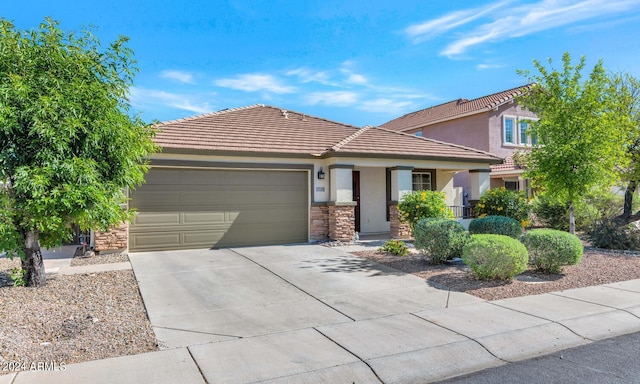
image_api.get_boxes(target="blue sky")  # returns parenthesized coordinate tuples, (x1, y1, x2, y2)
(3, 0, 640, 127)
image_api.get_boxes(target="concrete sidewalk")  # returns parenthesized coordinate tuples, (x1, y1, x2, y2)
(7, 244, 640, 384)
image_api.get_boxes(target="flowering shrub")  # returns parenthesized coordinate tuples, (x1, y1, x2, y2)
(378, 239, 410, 256)
(398, 190, 453, 229)
(475, 187, 530, 225)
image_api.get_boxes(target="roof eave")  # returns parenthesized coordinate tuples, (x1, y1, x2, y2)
(321, 151, 502, 164)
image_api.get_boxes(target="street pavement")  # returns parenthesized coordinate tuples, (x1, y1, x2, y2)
(6, 243, 640, 383)
(438, 330, 640, 383)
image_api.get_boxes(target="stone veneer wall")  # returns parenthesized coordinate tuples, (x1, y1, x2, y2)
(94, 222, 128, 252)
(310, 204, 330, 241)
(328, 204, 355, 242)
(389, 203, 411, 238)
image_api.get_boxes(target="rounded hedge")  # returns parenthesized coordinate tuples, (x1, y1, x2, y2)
(469, 215, 521, 238)
(521, 229, 583, 273)
(462, 234, 529, 280)
(414, 219, 469, 264)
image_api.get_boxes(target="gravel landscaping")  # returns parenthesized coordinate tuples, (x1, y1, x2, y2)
(352, 247, 640, 300)
(0, 257, 157, 375)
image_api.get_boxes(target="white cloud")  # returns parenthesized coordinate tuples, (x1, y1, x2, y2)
(160, 70, 195, 84)
(346, 73, 367, 85)
(285, 68, 333, 85)
(405, 0, 640, 56)
(358, 98, 414, 115)
(305, 91, 358, 106)
(129, 87, 213, 114)
(215, 73, 295, 94)
(404, 1, 511, 43)
(476, 63, 507, 70)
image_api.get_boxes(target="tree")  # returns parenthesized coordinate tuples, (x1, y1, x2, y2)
(611, 73, 640, 223)
(0, 18, 157, 286)
(517, 53, 634, 234)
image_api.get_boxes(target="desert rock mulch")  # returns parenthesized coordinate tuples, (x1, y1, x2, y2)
(0, 257, 157, 375)
(352, 247, 640, 301)
(69, 251, 129, 267)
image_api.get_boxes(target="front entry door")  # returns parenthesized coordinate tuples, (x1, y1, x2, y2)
(352, 171, 361, 233)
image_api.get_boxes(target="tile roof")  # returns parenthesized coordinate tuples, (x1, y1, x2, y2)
(490, 154, 528, 173)
(154, 105, 501, 163)
(380, 84, 533, 132)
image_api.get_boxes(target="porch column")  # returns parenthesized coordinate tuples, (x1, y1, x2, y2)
(390, 166, 413, 238)
(469, 169, 491, 201)
(328, 165, 356, 242)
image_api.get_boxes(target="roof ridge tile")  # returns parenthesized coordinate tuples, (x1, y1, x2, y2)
(156, 104, 266, 126)
(326, 126, 371, 153)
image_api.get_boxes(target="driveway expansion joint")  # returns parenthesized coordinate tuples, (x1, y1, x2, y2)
(487, 301, 595, 342)
(408, 312, 510, 364)
(153, 325, 243, 339)
(186, 346, 210, 384)
(549, 291, 640, 322)
(228, 248, 357, 322)
(312, 327, 386, 384)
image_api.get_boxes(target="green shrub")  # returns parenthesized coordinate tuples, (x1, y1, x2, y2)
(398, 190, 453, 229)
(589, 221, 640, 251)
(521, 229, 583, 273)
(532, 190, 629, 233)
(414, 219, 470, 264)
(378, 239, 410, 257)
(475, 187, 530, 224)
(469, 216, 521, 238)
(462, 234, 529, 280)
(531, 194, 569, 231)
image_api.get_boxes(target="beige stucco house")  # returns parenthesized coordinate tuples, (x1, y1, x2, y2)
(381, 85, 537, 203)
(94, 104, 500, 252)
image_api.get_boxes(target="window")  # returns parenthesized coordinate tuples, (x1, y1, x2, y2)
(520, 121, 529, 145)
(412, 170, 435, 191)
(504, 181, 519, 191)
(504, 116, 538, 146)
(414, 131, 423, 137)
(504, 117, 515, 144)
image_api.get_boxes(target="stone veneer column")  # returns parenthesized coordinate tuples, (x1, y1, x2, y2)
(389, 202, 412, 238)
(310, 203, 330, 241)
(93, 222, 128, 252)
(328, 203, 356, 242)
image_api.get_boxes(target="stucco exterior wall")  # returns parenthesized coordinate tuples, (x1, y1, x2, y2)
(414, 113, 491, 153)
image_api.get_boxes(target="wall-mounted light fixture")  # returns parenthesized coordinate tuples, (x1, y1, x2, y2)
(317, 167, 326, 180)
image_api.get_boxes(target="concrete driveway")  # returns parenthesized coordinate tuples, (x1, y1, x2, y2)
(11, 244, 640, 383)
(129, 244, 495, 383)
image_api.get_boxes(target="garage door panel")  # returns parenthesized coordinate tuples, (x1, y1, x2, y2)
(129, 168, 309, 251)
(132, 212, 181, 226)
(131, 233, 181, 249)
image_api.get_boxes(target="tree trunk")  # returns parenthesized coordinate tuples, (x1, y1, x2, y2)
(623, 180, 637, 220)
(569, 201, 576, 235)
(21, 230, 46, 287)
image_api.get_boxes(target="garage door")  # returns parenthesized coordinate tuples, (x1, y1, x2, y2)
(129, 168, 309, 251)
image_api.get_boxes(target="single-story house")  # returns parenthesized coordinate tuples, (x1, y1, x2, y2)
(93, 105, 501, 252)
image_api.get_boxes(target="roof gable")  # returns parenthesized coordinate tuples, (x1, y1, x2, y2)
(381, 84, 533, 132)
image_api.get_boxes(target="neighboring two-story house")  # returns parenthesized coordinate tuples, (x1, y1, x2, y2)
(380, 85, 537, 204)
